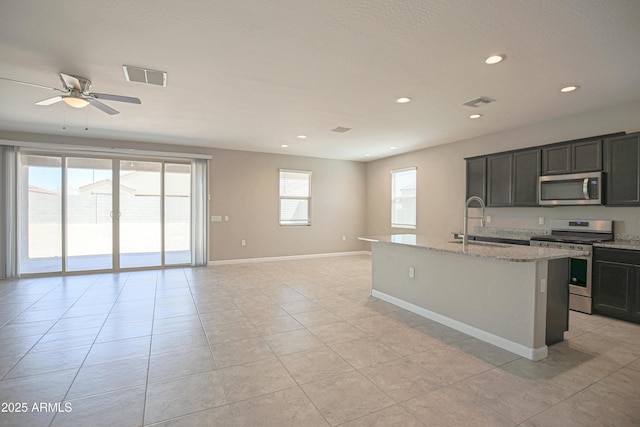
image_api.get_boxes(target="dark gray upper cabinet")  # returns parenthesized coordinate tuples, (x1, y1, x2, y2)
(466, 148, 539, 208)
(513, 149, 540, 206)
(487, 153, 513, 207)
(542, 139, 602, 175)
(604, 132, 640, 206)
(465, 157, 486, 206)
(541, 145, 570, 175)
(572, 140, 602, 172)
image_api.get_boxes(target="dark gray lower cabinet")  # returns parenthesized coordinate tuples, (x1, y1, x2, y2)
(593, 247, 640, 324)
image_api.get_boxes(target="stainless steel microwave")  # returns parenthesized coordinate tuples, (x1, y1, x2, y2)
(539, 172, 602, 206)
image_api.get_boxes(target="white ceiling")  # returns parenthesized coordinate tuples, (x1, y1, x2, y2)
(1, 0, 640, 161)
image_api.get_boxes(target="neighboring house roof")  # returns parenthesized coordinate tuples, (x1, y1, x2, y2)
(78, 172, 190, 196)
(28, 185, 59, 195)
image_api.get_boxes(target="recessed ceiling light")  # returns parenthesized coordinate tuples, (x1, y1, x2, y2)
(560, 85, 579, 93)
(469, 114, 482, 119)
(297, 135, 307, 139)
(280, 144, 289, 148)
(484, 54, 505, 65)
(395, 97, 412, 104)
(364, 153, 371, 157)
(389, 146, 397, 150)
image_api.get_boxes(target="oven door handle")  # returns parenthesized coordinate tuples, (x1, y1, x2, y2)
(583, 178, 590, 200)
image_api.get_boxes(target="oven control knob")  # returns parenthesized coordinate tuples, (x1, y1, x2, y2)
(569, 245, 575, 249)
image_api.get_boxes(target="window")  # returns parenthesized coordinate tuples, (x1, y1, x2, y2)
(391, 167, 417, 228)
(279, 169, 311, 225)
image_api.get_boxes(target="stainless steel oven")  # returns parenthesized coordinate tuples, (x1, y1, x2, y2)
(530, 219, 613, 314)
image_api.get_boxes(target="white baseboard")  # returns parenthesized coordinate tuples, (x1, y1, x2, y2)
(208, 251, 371, 266)
(371, 289, 548, 361)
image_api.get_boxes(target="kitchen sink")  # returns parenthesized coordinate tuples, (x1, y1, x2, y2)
(448, 240, 511, 248)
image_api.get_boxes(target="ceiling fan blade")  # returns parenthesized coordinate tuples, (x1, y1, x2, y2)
(0, 76, 66, 92)
(88, 98, 119, 115)
(60, 73, 82, 91)
(35, 96, 64, 106)
(91, 92, 142, 104)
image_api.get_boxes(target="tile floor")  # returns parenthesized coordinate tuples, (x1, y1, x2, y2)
(0, 254, 639, 426)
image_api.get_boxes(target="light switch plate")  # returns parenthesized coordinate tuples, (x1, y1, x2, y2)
(211, 215, 222, 222)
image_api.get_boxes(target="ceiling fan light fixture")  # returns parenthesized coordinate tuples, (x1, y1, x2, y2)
(63, 96, 89, 108)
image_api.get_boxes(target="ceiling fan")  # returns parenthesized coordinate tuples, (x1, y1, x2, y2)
(0, 73, 141, 115)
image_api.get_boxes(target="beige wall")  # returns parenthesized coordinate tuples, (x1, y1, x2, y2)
(365, 100, 640, 240)
(0, 131, 368, 263)
(209, 148, 367, 261)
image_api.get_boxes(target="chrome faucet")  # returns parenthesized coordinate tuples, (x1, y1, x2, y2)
(463, 196, 486, 246)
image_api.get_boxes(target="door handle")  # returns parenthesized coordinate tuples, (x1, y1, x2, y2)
(583, 178, 589, 200)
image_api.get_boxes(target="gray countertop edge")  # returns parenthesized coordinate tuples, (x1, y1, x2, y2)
(359, 235, 589, 262)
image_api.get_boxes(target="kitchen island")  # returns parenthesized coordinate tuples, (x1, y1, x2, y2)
(359, 234, 589, 361)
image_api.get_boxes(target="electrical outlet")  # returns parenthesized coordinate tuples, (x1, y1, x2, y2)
(225, 216, 229, 221)
(486, 215, 492, 224)
(241, 239, 246, 246)
(409, 267, 415, 279)
(540, 278, 546, 293)
(538, 217, 545, 225)
(342, 235, 346, 241)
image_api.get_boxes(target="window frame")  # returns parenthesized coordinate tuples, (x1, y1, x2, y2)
(279, 169, 312, 226)
(391, 166, 417, 229)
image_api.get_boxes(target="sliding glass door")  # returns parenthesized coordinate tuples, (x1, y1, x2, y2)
(119, 160, 162, 268)
(19, 155, 63, 274)
(66, 157, 114, 272)
(18, 153, 193, 275)
(164, 163, 192, 265)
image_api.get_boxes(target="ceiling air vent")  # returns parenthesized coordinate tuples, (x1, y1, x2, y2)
(463, 96, 495, 108)
(123, 65, 167, 87)
(332, 126, 352, 133)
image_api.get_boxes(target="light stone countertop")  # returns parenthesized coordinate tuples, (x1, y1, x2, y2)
(594, 240, 640, 251)
(359, 234, 589, 262)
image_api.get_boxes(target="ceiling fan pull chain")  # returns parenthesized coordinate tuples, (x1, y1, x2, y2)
(85, 107, 89, 131)
(62, 103, 67, 130)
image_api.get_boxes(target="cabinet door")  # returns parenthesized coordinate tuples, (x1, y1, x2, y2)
(542, 144, 571, 175)
(605, 133, 640, 206)
(633, 266, 640, 322)
(513, 149, 540, 206)
(593, 260, 633, 320)
(487, 153, 513, 206)
(466, 157, 486, 206)
(572, 140, 602, 172)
